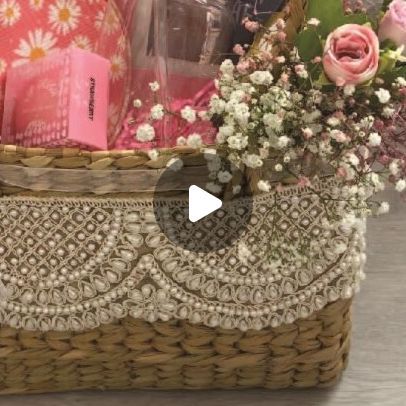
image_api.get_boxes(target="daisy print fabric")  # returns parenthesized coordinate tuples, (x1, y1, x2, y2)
(0, 0, 108, 125)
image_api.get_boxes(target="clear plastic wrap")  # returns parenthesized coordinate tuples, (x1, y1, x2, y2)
(97, 0, 234, 149)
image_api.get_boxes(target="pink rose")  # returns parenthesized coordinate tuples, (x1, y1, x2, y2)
(323, 24, 380, 86)
(379, 0, 406, 55)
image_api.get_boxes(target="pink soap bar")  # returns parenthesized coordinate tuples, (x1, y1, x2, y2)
(1, 48, 110, 150)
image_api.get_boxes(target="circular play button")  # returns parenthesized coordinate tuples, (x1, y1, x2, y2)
(153, 154, 254, 254)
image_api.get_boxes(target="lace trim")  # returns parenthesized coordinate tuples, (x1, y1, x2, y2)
(0, 179, 366, 332)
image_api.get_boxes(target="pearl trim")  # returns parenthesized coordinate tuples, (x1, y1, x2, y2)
(0, 179, 366, 332)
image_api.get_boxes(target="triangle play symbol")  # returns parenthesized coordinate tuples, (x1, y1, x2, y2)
(188, 185, 223, 223)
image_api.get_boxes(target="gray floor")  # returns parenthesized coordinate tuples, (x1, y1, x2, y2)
(1, 190, 405, 406)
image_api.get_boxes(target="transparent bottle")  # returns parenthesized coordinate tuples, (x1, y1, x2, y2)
(97, 0, 234, 149)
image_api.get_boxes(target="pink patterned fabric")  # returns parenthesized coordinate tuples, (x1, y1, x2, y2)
(0, 0, 108, 129)
(0, 0, 218, 149)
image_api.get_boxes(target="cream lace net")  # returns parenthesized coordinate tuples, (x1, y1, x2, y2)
(0, 179, 366, 332)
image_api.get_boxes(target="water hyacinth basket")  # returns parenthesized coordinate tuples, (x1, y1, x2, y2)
(0, 144, 365, 394)
(0, 0, 370, 395)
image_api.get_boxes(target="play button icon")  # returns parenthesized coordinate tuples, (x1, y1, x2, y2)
(153, 153, 253, 254)
(188, 185, 222, 223)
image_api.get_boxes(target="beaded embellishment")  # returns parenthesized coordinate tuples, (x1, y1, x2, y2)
(0, 179, 366, 332)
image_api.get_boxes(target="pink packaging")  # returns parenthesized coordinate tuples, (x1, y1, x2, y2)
(96, 0, 233, 149)
(1, 48, 111, 150)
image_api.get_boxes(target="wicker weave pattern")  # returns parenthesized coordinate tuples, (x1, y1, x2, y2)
(0, 299, 351, 394)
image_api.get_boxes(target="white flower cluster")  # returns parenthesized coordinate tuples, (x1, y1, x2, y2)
(207, 54, 406, 213)
(136, 124, 155, 142)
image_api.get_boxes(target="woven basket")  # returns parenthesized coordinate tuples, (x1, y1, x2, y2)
(0, 0, 367, 394)
(0, 300, 351, 394)
(0, 143, 365, 394)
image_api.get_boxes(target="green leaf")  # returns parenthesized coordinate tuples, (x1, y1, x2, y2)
(306, 0, 374, 38)
(381, 39, 400, 51)
(379, 48, 406, 76)
(381, 65, 406, 85)
(306, 0, 345, 37)
(379, 53, 396, 75)
(308, 62, 322, 81)
(295, 28, 323, 61)
(342, 13, 370, 26)
(315, 71, 333, 87)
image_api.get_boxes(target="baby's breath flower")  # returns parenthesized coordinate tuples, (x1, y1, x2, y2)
(229, 90, 246, 102)
(307, 18, 320, 27)
(263, 113, 283, 133)
(343, 84, 355, 96)
(186, 133, 203, 149)
(135, 124, 155, 142)
(277, 136, 290, 149)
(219, 125, 235, 139)
(150, 104, 164, 120)
(375, 88, 391, 104)
(395, 179, 406, 193)
(368, 132, 381, 147)
(176, 136, 187, 146)
(147, 149, 159, 161)
(382, 106, 395, 118)
(389, 160, 400, 176)
(302, 127, 314, 139)
(206, 182, 222, 194)
(249, 70, 274, 86)
(377, 202, 390, 215)
(257, 180, 271, 192)
(345, 153, 360, 167)
(133, 99, 142, 108)
(295, 64, 308, 79)
(149, 81, 160, 92)
(218, 171, 233, 184)
(233, 103, 250, 127)
(243, 154, 263, 169)
(395, 77, 406, 87)
(220, 59, 235, 75)
(367, 172, 385, 192)
(209, 95, 226, 115)
(228, 134, 249, 150)
(181, 106, 197, 123)
(327, 116, 341, 127)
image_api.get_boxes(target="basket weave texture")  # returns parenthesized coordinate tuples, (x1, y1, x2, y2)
(0, 142, 363, 393)
(0, 299, 351, 394)
(0, 0, 366, 395)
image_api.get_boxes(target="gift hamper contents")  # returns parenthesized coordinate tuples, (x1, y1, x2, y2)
(0, 0, 405, 396)
(1, 48, 110, 150)
(97, 0, 234, 148)
(0, 0, 107, 136)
